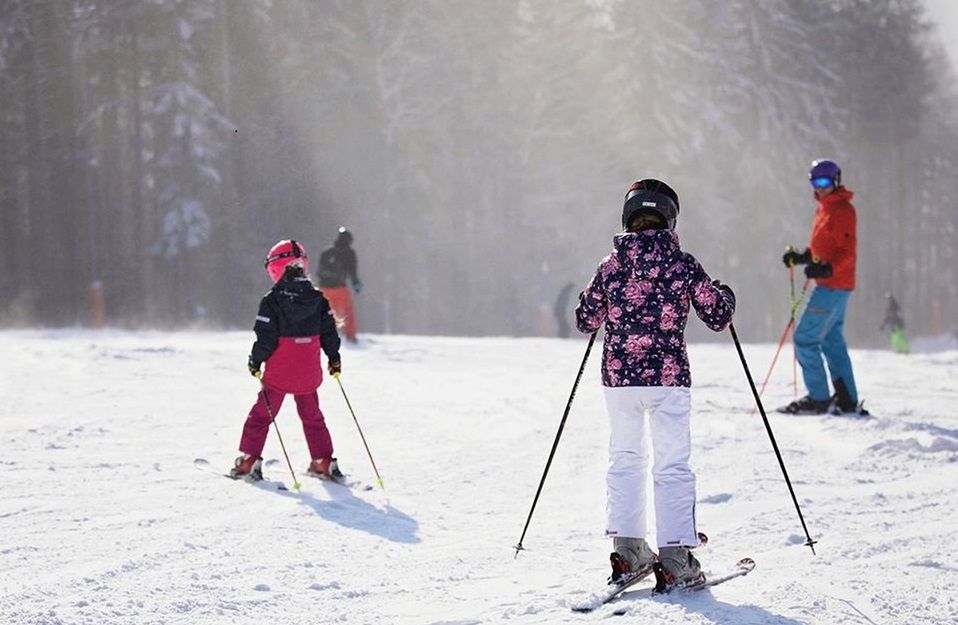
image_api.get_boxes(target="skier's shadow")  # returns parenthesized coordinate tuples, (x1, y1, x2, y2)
(272, 482, 420, 544)
(615, 588, 807, 624)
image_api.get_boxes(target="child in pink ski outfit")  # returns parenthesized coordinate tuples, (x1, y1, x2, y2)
(231, 239, 345, 481)
(575, 179, 735, 589)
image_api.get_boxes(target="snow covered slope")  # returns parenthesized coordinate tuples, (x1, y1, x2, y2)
(1, 330, 956, 625)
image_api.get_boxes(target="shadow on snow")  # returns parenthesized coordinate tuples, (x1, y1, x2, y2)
(614, 587, 808, 624)
(270, 481, 420, 544)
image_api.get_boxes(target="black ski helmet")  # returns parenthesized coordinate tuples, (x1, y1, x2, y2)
(335, 226, 353, 246)
(622, 179, 680, 230)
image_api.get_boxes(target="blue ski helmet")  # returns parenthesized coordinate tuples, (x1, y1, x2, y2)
(809, 159, 841, 188)
(622, 179, 680, 230)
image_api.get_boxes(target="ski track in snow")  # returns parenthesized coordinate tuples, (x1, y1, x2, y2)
(0, 330, 956, 624)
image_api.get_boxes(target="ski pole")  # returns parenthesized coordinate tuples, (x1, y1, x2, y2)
(752, 278, 810, 410)
(255, 373, 302, 491)
(514, 331, 597, 558)
(333, 372, 385, 491)
(728, 323, 817, 554)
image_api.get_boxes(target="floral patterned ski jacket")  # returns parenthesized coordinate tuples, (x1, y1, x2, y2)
(575, 230, 735, 387)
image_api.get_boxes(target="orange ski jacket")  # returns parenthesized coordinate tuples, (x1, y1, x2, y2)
(810, 186, 857, 291)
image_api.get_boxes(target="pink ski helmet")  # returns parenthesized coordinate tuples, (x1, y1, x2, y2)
(264, 239, 308, 282)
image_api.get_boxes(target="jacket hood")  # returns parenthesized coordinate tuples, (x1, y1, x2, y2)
(612, 229, 681, 267)
(272, 277, 325, 323)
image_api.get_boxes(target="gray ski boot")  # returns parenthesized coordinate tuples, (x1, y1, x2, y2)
(655, 546, 705, 592)
(609, 537, 657, 585)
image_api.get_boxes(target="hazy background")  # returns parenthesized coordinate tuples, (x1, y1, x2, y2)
(925, 0, 958, 67)
(1, 0, 956, 344)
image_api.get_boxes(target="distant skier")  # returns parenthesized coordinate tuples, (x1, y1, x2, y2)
(881, 291, 910, 354)
(231, 239, 346, 482)
(554, 282, 575, 338)
(318, 227, 362, 343)
(575, 179, 736, 591)
(781, 159, 866, 415)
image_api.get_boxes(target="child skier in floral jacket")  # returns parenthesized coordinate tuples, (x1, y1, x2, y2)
(575, 179, 735, 590)
(230, 239, 345, 482)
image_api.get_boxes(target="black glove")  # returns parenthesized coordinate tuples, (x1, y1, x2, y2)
(247, 355, 262, 378)
(712, 280, 736, 305)
(328, 357, 342, 376)
(804, 261, 833, 279)
(782, 246, 812, 267)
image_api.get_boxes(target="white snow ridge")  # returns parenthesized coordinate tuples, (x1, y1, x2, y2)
(1, 330, 956, 624)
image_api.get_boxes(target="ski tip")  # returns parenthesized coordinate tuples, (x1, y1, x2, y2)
(736, 557, 756, 572)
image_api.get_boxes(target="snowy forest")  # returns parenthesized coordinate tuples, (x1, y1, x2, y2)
(1, 0, 956, 343)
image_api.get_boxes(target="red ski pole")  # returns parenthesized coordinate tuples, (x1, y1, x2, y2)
(751, 278, 810, 412)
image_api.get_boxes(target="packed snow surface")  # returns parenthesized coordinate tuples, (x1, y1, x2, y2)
(1, 330, 956, 624)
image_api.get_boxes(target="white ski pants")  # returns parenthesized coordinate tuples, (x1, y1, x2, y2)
(603, 385, 698, 548)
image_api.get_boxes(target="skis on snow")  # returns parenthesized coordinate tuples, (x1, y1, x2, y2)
(193, 458, 373, 492)
(570, 531, 711, 613)
(604, 558, 755, 616)
(652, 556, 755, 595)
(570, 553, 755, 613)
(570, 564, 656, 612)
(193, 458, 289, 491)
(304, 469, 374, 491)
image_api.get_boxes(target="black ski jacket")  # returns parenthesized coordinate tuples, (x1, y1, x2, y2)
(250, 277, 341, 369)
(318, 242, 360, 288)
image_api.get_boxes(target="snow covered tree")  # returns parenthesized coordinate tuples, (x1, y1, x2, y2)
(1, 0, 956, 337)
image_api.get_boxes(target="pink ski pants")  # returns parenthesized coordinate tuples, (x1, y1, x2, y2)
(239, 387, 333, 460)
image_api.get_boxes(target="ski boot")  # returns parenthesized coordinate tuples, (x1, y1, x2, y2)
(609, 537, 657, 586)
(230, 454, 263, 481)
(307, 457, 346, 482)
(829, 379, 871, 417)
(778, 395, 831, 415)
(654, 546, 705, 593)
(829, 397, 871, 417)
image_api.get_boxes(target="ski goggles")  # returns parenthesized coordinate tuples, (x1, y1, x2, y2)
(810, 176, 834, 189)
(264, 241, 306, 267)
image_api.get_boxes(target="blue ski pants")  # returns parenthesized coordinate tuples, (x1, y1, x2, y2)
(794, 285, 858, 403)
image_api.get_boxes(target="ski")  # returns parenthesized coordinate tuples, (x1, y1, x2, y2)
(193, 458, 289, 491)
(828, 404, 872, 419)
(570, 565, 656, 613)
(653, 557, 755, 596)
(569, 532, 709, 613)
(608, 557, 755, 616)
(304, 469, 373, 491)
